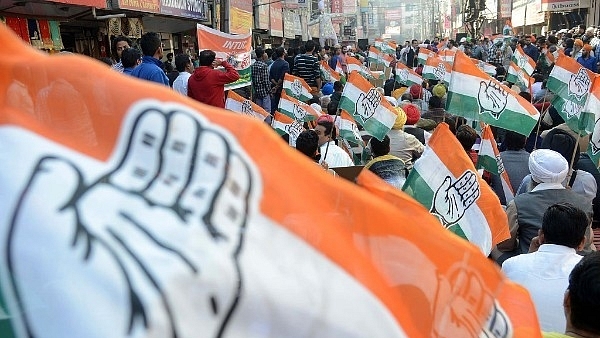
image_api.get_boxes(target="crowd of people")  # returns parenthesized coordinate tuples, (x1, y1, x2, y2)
(101, 27, 600, 336)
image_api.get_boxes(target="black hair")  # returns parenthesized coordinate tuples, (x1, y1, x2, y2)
(265, 48, 273, 57)
(275, 46, 285, 58)
(568, 251, 600, 335)
(333, 81, 343, 92)
(121, 48, 141, 68)
(255, 47, 265, 59)
(542, 203, 588, 248)
(540, 128, 580, 168)
(112, 36, 132, 59)
(295, 130, 319, 159)
(370, 135, 391, 157)
(100, 57, 114, 66)
(317, 120, 336, 139)
(199, 49, 216, 66)
(518, 91, 532, 102)
(456, 125, 478, 152)
(305, 40, 316, 52)
(503, 130, 526, 150)
(428, 95, 442, 109)
(167, 52, 174, 58)
(175, 54, 191, 72)
(401, 93, 413, 102)
(139, 32, 161, 57)
(547, 35, 558, 45)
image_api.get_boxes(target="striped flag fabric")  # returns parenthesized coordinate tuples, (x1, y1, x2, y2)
(225, 90, 270, 121)
(395, 63, 423, 87)
(417, 48, 435, 65)
(477, 125, 514, 204)
(320, 60, 341, 83)
(437, 49, 456, 65)
(367, 46, 383, 64)
(511, 44, 536, 76)
(587, 78, 600, 166)
(278, 92, 322, 122)
(334, 110, 363, 145)
(422, 55, 452, 85)
(546, 53, 597, 136)
(347, 57, 375, 79)
(283, 73, 312, 102)
(538, 48, 558, 68)
(402, 123, 510, 255)
(335, 59, 344, 73)
(446, 51, 540, 136)
(0, 24, 543, 338)
(506, 62, 534, 88)
(338, 71, 398, 141)
(374, 38, 396, 54)
(471, 58, 497, 77)
(272, 111, 305, 146)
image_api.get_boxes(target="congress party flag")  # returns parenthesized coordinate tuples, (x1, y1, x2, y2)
(506, 62, 534, 88)
(319, 60, 341, 83)
(547, 53, 597, 136)
(585, 78, 600, 166)
(0, 25, 543, 338)
(278, 92, 322, 122)
(225, 90, 270, 121)
(477, 125, 514, 204)
(335, 59, 344, 73)
(271, 111, 305, 146)
(368, 46, 383, 64)
(402, 123, 510, 255)
(538, 48, 558, 68)
(395, 63, 423, 87)
(282, 73, 312, 102)
(417, 48, 436, 66)
(335, 110, 363, 145)
(374, 38, 396, 54)
(511, 44, 536, 76)
(438, 49, 456, 65)
(338, 71, 398, 141)
(346, 56, 375, 79)
(446, 51, 540, 136)
(472, 58, 497, 77)
(422, 55, 452, 85)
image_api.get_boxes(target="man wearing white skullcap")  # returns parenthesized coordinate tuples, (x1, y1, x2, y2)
(492, 149, 593, 264)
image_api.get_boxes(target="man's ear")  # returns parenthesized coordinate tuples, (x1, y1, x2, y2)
(538, 229, 545, 245)
(576, 237, 586, 252)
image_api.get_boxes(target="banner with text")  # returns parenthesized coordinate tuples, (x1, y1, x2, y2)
(197, 24, 252, 89)
(229, 0, 252, 34)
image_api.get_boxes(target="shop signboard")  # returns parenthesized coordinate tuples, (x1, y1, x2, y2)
(160, 0, 209, 20)
(297, 0, 308, 8)
(51, 0, 107, 7)
(343, 0, 356, 13)
(257, 0, 270, 30)
(385, 9, 402, 21)
(539, 0, 581, 11)
(331, 0, 344, 24)
(229, 0, 253, 34)
(270, 0, 284, 37)
(284, 0, 299, 8)
(197, 23, 252, 89)
(116, 0, 160, 13)
(500, 0, 512, 18)
(283, 9, 298, 38)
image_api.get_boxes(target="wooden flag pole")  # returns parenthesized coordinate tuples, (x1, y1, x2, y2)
(565, 133, 581, 187)
(533, 93, 548, 150)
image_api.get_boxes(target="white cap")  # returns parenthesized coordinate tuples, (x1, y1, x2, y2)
(460, 37, 467, 43)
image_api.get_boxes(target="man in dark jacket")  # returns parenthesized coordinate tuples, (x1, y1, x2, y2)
(188, 49, 240, 108)
(131, 32, 170, 86)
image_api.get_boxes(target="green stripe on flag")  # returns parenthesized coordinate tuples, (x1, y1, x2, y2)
(446, 91, 537, 136)
(338, 96, 392, 141)
(549, 96, 595, 136)
(476, 154, 499, 175)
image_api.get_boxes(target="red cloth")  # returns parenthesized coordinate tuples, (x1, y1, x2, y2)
(188, 62, 240, 108)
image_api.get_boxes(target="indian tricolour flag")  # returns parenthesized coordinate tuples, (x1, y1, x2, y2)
(438, 49, 456, 65)
(271, 111, 305, 146)
(395, 63, 423, 87)
(320, 60, 341, 83)
(338, 71, 398, 141)
(347, 56, 375, 79)
(374, 38, 396, 54)
(471, 58, 497, 77)
(422, 55, 451, 85)
(335, 110, 363, 145)
(510, 45, 536, 76)
(283, 73, 312, 102)
(446, 51, 539, 136)
(506, 62, 533, 88)
(547, 53, 597, 136)
(417, 49, 435, 66)
(538, 48, 558, 68)
(477, 125, 514, 204)
(225, 90, 270, 121)
(368, 46, 383, 64)
(587, 78, 600, 166)
(335, 59, 344, 73)
(402, 123, 510, 255)
(278, 92, 322, 122)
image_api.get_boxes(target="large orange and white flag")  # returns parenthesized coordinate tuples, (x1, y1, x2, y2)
(0, 25, 541, 338)
(402, 123, 511, 255)
(477, 125, 514, 204)
(271, 111, 305, 146)
(278, 92, 322, 122)
(422, 55, 452, 85)
(319, 60, 341, 83)
(438, 49, 456, 64)
(225, 90, 270, 121)
(283, 73, 312, 102)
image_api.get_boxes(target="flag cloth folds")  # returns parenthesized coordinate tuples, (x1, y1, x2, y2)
(225, 90, 270, 121)
(0, 25, 541, 338)
(271, 111, 305, 146)
(471, 58, 497, 77)
(338, 71, 398, 141)
(395, 63, 423, 87)
(335, 110, 363, 144)
(477, 125, 514, 204)
(320, 60, 341, 83)
(446, 51, 540, 136)
(418, 49, 435, 65)
(402, 123, 510, 255)
(282, 73, 312, 102)
(586, 78, 600, 166)
(346, 57, 375, 79)
(423, 56, 452, 85)
(547, 53, 597, 136)
(438, 49, 456, 64)
(367, 46, 383, 64)
(278, 92, 322, 122)
(510, 44, 536, 76)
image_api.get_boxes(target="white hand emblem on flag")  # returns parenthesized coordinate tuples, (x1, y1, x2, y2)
(293, 103, 307, 121)
(430, 171, 480, 227)
(291, 79, 303, 99)
(397, 69, 409, 83)
(562, 100, 582, 119)
(590, 118, 600, 155)
(433, 63, 446, 81)
(285, 120, 304, 140)
(241, 99, 253, 115)
(7, 101, 255, 337)
(355, 88, 381, 122)
(477, 81, 508, 120)
(517, 55, 528, 70)
(568, 68, 591, 101)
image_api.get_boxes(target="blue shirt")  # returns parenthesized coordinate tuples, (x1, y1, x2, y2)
(131, 56, 169, 85)
(269, 58, 289, 93)
(577, 56, 598, 73)
(123, 67, 136, 76)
